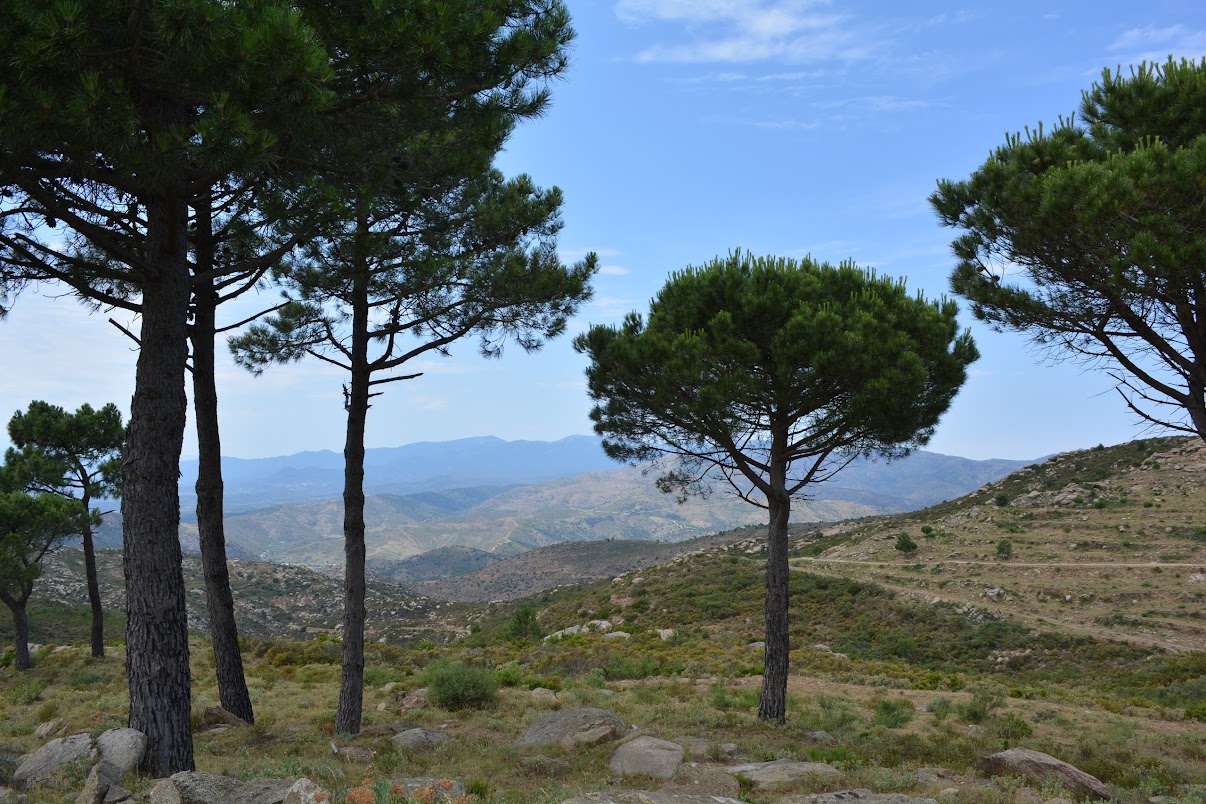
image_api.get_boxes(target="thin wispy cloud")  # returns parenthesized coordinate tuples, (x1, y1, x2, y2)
(614, 0, 873, 64)
(1106, 24, 1206, 67)
(598, 265, 631, 276)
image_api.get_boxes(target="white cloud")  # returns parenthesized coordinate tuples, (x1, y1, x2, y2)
(1106, 24, 1206, 67)
(598, 264, 631, 276)
(615, 0, 872, 65)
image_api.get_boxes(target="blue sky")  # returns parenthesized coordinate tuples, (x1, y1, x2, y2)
(1, 1, 1203, 462)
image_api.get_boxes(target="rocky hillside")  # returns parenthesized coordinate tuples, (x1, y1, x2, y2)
(786, 436, 1206, 653)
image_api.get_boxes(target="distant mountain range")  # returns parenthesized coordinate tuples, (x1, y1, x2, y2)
(90, 435, 1030, 569)
(178, 435, 616, 516)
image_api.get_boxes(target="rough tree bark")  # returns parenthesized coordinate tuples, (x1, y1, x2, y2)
(759, 468, 792, 724)
(0, 591, 31, 671)
(335, 257, 370, 736)
(122, 190, 195, 775)
(76, 472, 104, 658)
(191, 270, 255, 724)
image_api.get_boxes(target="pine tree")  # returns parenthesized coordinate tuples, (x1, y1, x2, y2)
(575, 252, 977, 722)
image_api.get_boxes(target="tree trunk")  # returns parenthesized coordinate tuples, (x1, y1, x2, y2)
(758, 490, 791, 723)
(191, 207, 255, 724)
(759, 432, 791, 724)
(335, 241, 371, 736)
(122, 190, 195, 776)
(81, 518, 104, 659)
(75, 475, 105, 659)
(1, 592, 30, 671)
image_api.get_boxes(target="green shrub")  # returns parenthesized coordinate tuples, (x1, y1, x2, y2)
(895, 533, 918, 553)
(994, 713, 1033, 744)
(996, 539, 1013, 559)
(920, 525, 934, 536)
(873, 697, 915, 728)
(422, 661, 497, 711)
(928, 695, 953, 722)
(994, 492, 1009, 507)
(956, 684, 1004, 724)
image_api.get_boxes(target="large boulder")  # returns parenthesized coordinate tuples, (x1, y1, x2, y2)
(282, 779, 328, 804)
(723, 759, 839, 789)
(609, 737, 683, 780)
(521, 707, 626, 749)
(13, 733, 92, 788)
(977, 749, 1112, 801)
(561, 794, 744, 804)
(148, 772, 293, 804)
(93, 729, 146, 777)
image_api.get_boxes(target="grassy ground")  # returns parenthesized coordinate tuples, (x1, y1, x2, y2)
(2, 437, 1204, 803)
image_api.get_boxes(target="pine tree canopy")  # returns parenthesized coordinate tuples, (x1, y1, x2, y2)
(931, 57, 1206, 439)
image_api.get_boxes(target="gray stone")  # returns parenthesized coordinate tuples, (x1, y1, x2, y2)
(13, 733, 92, 788)
(914, 768, 960, 785)
(804, 730, 836, 744)
(34, 721, 64, 741)
(561, 794, 744, 804)
(337, 745, 375, 763)
(520, 755, 570, 776)
(0, 788, 30, 803)
(660, 762, 741, 798)
(388, 778, 465, 802)
(103, 784, 132, 803)
(148, 772, 293, 804)
(977, 749, 1112, 801)
(201, 707, 249, 728)
(521, 706, 626, 749)
(282, 779, 328, 804)
(94, 729, 147, 776)
(390, 728, 449, 750)
(778, 791, 938, 804)
(75, 761, 122, 804)
(1014, 788, 1043, 804)
(723, 759, 839, 789)
(672, 737, 714, 761)
(609, 737, 684, 780)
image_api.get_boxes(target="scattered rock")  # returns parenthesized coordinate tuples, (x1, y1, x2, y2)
(723, 759, 839, 789)
(0, 788, 30, 803)
(520, 755, 570, 776)
(336, 745, 375, 763)
(388, 778, 465, 802)
(1013, 788, 1042, 804)
(651, 629, 676, 641)
(147, 772, 293, 804)
(282, 779, 328, 804)
(602, 631, 631, 641)
(13, 733, 92, 789)
(201, 707, 249, 729)
(778, 792, 938, 804)
(804, 730, 836, 744)
(34, 721, 65, 741)
(401, 689, 428, 711)
(391, 728, 449, 750)
(521, 707, 626, 749)
(661, 762, 741, 797)
(672, 737, 713, 761)
(561, 793, 743, 804)
(609, 737, 684, 780)
(977, 749, 1112, 801)
(913, 768, 960, 785)
(74, 761, 122, 804)
(94, 729, 147, 776)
